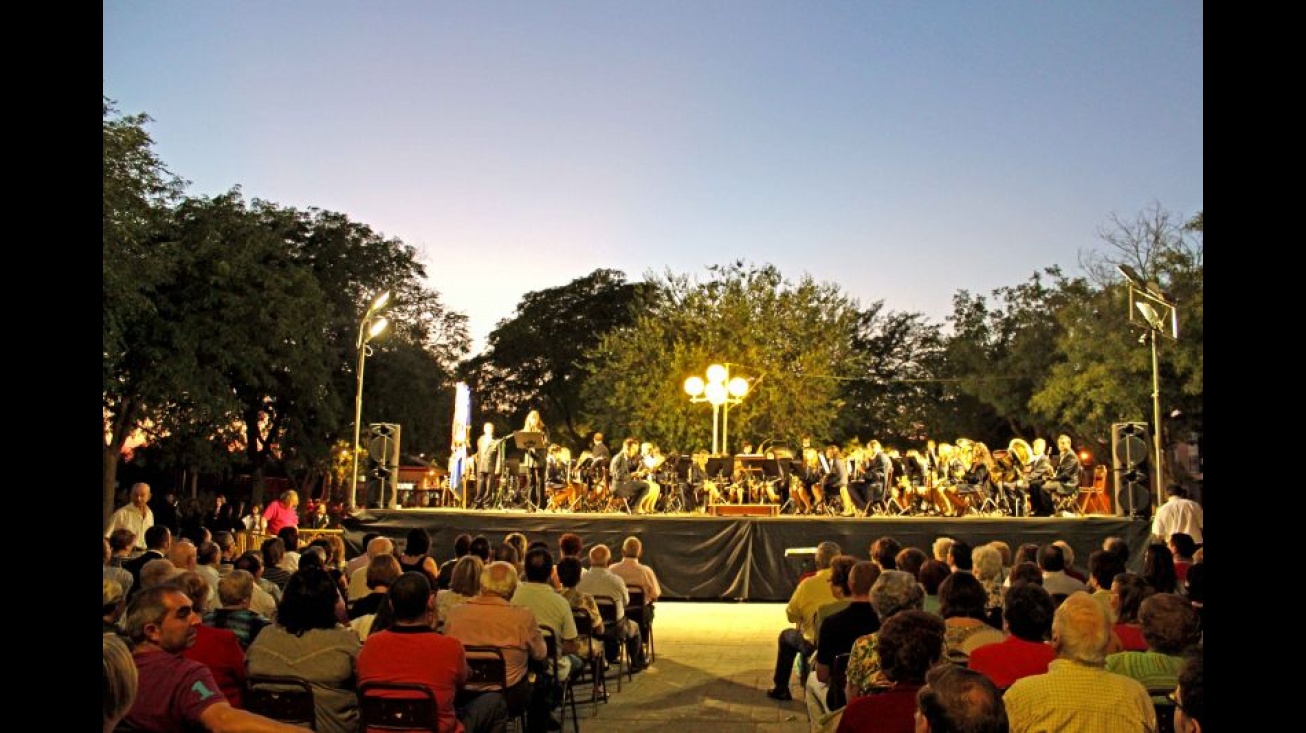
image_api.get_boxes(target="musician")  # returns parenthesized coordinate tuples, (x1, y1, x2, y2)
(934, 443, 968, 516)
(1043, 434, 1084, 503)
(865, 440, 894, 507)
(821, 445, 853, 517)
(473, 422, 498, 509)
(545, 444, 569, 488)
(1023, 437, 1056, 516)
(963, 442, 998, 507)
(520, 410, 548, 509)
(609, 438, 651, 513)
(636, 442, 665, 513)
(683, 450, 711, 513)
(796, 447, 824, 511)
(900, 448, 933, 514)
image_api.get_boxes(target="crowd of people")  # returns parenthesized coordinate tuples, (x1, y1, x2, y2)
(104, 483, 662, 733)
(104, 480, 1204, 733)
(767, 527, 1205, 733)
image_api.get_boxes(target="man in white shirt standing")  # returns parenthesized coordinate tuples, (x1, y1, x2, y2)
(106, 482, 155, 551)
(1152, 485, 1203, 545)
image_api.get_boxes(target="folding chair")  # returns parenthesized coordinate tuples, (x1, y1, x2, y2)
(245, 675, 316, 730)
(540, 625, 580, 733)
(1078, 465, 1112, 515)
(571, 609, 607, 704)
(464, 645, 528, 733)
(827, 652, 850, 712)
(625, 585, 654, 664)
(1149, 686, 1177, 733)
(358, 681, 439, 731)
(592, 596, 630, 692)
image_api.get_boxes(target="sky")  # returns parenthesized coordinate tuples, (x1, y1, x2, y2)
(103, 2, 1202, 353)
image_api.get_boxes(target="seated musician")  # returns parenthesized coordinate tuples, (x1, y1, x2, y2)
(845, 448, 871, 515)
(609, 438, 651, 512)
(636, 442, 665, 513)
(999, 439, 1033, 517)
(1023, 438, 1057, 517)
(821, 445, 854, 517)
(683, 449, 711, 513)
(962, 442, 998, 507)
(1042, 434, 1083, 500)
(863, 441, 893, 509)
(934, 443, 969, 516)
(798, 447, 824, 511)
(900, 449, 934, 514)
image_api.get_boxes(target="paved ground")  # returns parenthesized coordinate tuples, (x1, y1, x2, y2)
(562, 600, 811, 733)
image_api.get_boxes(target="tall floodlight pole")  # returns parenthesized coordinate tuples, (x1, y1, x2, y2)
(349, 291, 391, 509)
(1118, 265, 1178, 515)
(684, 363, 751, 455)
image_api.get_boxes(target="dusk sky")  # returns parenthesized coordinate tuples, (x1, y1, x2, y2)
(104, 2, 1202, 352)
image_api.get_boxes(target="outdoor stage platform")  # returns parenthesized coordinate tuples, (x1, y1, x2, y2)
(340, 508, 1152, 603)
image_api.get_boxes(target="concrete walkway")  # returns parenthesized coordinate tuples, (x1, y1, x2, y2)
(565, 600, 811, 733)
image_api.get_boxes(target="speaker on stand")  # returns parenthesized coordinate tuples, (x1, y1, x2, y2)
(367, 423, 402, 509)
(1112, 422, 1151, 519)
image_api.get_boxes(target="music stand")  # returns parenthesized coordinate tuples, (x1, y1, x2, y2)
(705, 456, 734, 481)
(513, 431, 546, 450)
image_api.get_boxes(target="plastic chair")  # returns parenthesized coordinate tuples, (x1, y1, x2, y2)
(358, 680, 440, 731)
(245, 675, 316, 730)
(625, 585, 654, 664)
(464, 645, 528, 733)
(592, 596, 630, 692)
(540, 625, 580, 733)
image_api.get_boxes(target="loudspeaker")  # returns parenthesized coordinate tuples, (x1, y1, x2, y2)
(367, 423, 401, 508)
(1111, 422, 1151, 518)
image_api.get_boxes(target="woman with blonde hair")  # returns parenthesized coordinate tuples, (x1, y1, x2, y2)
(103, 632, 138, 733)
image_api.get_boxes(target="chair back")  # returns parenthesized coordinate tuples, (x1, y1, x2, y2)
(540, 625, 562, 674)
(463, 645, 511, 691)
(1149, 687, 1177, 733)
(827, 653, 850, 711)
(358, 681, 439, 732)
(571, 609, 594, 637)
(245, 674, 317, 730)
(594, 595, 620, 625)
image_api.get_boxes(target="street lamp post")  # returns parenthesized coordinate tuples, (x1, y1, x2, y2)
(684, 363, 751, 455)
(1117, 265, 1178, 514)
(349, 290, 391, 509)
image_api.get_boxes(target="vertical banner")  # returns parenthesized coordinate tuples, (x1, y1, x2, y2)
(449, 382, 472, 500)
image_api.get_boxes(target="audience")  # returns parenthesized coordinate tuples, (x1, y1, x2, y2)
(177, 571, 247, 708)
(1173, 651, 1203, 733)
(577, 543, 646, 672)
(246, 567, 361, 733)
(234, 551, 281, 620)
(893, 546, 927, 579)
(1004, 593, 1155, 731)
(967, 581, 1056, 690)
(1109, 572, 1154, 652)
(971, 543, 1008, 627)
(437, 533, 473, 590)
(870, 536, 902, 570)
(556, 556, 605, 669)
(103, 631, 139, 732)
(437, 555, 485, 628)
(1142, 542, 1178, 594)
(937, 572, 1006, 664)
(348, 535, 396, 602)
(511, 547, 581, 681)
(835, 610, 946, 733)
(918, 559, 952, 616)
(845, 569, 926, 699)
(914, 664, 1009, 733)
(805, 560, 881, 725)
(1106, 593, 1202, 696)
(1051, 540, 1087, 584)
(767, 540, 841, 701)
(1036, 544, 1087, 596)
(348, 554, 403, 621)
(399, 527, 443, 589)
(205, 569, 271, 649)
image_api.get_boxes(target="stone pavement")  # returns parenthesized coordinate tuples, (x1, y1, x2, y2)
(563, 600, 811, 733)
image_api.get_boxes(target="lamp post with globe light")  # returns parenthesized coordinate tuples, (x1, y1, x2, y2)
(683, 363, 751, 455)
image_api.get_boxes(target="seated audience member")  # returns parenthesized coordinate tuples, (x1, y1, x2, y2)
(357, 572, 508, 733)
(1007, 544, 1040, 581)
(1086, 549, 1126, 609)
(277, 526, 302, 572)
(437, 533, 473, 590)
(845, 570, 927, 699)
(937, 572, 1006, 664)
(511, 547, 582, 681)
(104, 631, 139, 733)
(124, 527, 172, 596)
(767, 541, 841, 701)
(349, 554, 403, 620)
(345, 533, 381, 578)
(443, 561, 546, 732)
(914, 664, 1009, 733)
(105, 578, 128, 634)
(1110, 572, 1155, 652)
(140, 558, 185, 591)
(970, 544, 1008, 628)
(1183, 563, 1205, 630)
(234, 551, 281, 620)
(260, 538, 294, 591)
(558, 532, 584, 562)
(494, 543, 520, 571)
(1004, 593, 1155, 732)
(1142, 542, 1178, 594)
(105, 537, 136, 605)
(400, 527, 443, 589)
(195, 541, 224, 606)
(918, 559, 952, 616)
(205, 569, 271, 649)
(348, 536, 396, 602)
(1036, 544, 1087, 596)
(1103, 536, 1130, 564)
(469, 535, 493, 564)
(931, 537, 955, 565)
(945, 540, 973, 574)
(577, 543, 646, 672)
(835, 610, 946, 733)
(987, 541, 1013, 570)
(247, 567, 362, 733)
(1168, 532, 1197, 584)
(556, 556, 605, 666)
(109, 528, 138, 567)
(610, 535, 662, 611)
(1173, 652, 1203, 733)
(967, 581, 1056, 690)
(1106, 593, 1202, 697)
(120, 584, 311, 732)
(298, 547, 350, 625)
(894, 546, 927, 580)
(437, 556, 485, 628)
(169, 539, 200, 575)
(812, 555, 858, 646)
(213, 531, 238, 573)
(805, 560, 882, 724)
(1008, 562, 1042, 588)
(177, 571, 246, 708)
(1051, 540, 1087, 584)
(871, 536, 902, 571)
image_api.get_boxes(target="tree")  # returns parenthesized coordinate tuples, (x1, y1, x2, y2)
(102, 98, 187, 528)
(581, 263, 862, 454)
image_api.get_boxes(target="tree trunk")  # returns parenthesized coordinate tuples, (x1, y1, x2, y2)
(103, 444, 121, 532)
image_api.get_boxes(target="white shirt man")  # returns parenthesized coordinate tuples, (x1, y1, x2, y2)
(106, 482, 155, 550)
(1152, 486, 1203, 545)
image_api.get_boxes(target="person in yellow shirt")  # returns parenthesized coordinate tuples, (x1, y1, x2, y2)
(767, 540, 841, 701)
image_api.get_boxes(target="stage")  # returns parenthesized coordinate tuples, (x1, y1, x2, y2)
(340, 508, 1152, 602)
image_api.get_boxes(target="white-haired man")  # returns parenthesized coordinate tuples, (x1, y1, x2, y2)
(107, 482, 155, 551)
(1004, 592, 1155, 731)
(347, 535, 396, 602)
